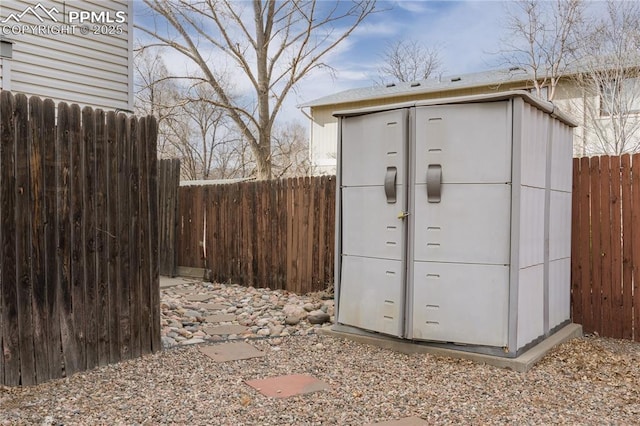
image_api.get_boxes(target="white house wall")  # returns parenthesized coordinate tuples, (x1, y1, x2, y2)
(310, 107, 338, 175)
(0, 0, 132, 111)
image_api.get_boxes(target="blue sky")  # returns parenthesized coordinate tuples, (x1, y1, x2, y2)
(327, 1, 506, 81)
(134, 0, 512, 122)
(290, 0, 509, 119)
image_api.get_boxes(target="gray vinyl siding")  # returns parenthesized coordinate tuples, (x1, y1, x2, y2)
(0, 0, 132, 110)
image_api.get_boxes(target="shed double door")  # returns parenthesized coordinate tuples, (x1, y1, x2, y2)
(339, 102, 512, 347)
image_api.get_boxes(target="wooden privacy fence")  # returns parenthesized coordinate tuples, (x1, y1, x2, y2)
(0, 91, 160, 386)
(158, 159, 180, 277)
(171, 156, 640, 341)
(572, 155, 640, 341)
(177, 176, 335, 294)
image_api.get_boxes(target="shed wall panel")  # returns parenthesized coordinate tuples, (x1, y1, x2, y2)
(517, 265, 545, 348)
(519, 103, 548, 188)
(518, 186, 545, 268)
(548, 258, 571, 328)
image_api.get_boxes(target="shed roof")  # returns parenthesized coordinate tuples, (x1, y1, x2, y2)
(299, 68, 534, 108)
(333, 90, 578, 128)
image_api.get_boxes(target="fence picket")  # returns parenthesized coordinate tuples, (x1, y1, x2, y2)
(56, 102, 78, 377)
(590, 157, 603, 334)
(14, 94, 36, 385)
(610, 156, 623, 339)
(116, 114, 131, 361)
(106, 111, 120, 364)
(129, 117, 141, 359)
(632, 154, 640, 342)
(620, 155, 633, 340)
(147, 116, 161, 353)
(1, 91, 19, 386)
(570, 158, 582, 325)
(82, 106, 98, 370)
(43, 97, 62, 380)
(28, 95, 48, 384)
(94, 109, 110, 366)
(599, 156, 613, 338)
(69, 104, 86, 372)
(138, 117, 151, 354)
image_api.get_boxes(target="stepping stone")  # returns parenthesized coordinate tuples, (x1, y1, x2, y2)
(205, 314, 236, 323)
(170, 288, 195, 295)
(184, 294, 214, 302)
(159, 277, 183, 289)
(200, 303, 228, 311)
(199, 342, 265, 362)
(203, 325, 248, 335)
(365, 418, 429, 426)
(245, 374, 329, 398)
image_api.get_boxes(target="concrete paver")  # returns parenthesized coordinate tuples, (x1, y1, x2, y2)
(366, 417, 429, 426)
(199, 342, 265, 362)
(199, 303, 228, 311)
(203, 325, 249, 335)
(159, 276, 200, 289)
(245, 374, 329, 398)
(204, 314, 236, 323)
(184, 294, 215, 302)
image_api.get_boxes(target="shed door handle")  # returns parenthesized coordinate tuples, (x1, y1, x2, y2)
(427, 164, 442, 203)
(384, 166, 397, 204)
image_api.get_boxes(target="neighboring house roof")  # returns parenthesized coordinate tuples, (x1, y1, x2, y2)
(300, 67, 535, 108)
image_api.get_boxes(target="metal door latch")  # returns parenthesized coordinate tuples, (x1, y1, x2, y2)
(397, 211, 409, 219)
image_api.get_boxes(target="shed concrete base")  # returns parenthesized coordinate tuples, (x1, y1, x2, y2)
(317, 323, 583, 373)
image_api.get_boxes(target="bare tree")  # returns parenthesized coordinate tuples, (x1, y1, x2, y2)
(134, 47, 258, 179)
(271, 120, 310, 178)
(133, 47, 185, 157)
(138, 0, 376, 180)
(176, 83, 237, 180)
(501, 0, 585, 100)
(571, 1, 640, 155)
(376, 39, 442, 85)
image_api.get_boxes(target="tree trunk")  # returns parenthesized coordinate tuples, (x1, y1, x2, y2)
(255, 132, 272, 180)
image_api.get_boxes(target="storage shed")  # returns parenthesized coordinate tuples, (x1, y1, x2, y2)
(334, 91, 577, 357)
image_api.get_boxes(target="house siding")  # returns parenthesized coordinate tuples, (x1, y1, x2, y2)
(0, 0, 132, 110)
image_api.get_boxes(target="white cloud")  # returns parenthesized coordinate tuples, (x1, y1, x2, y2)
(393, 1, 432, 14)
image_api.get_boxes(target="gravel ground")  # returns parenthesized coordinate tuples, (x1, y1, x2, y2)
(1, 285, 639, 425)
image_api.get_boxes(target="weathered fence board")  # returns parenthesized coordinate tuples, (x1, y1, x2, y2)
(83, 106, 98, 370)
(158, 159, 180, 277)
(620, 155, 633, 340)
(2, 91, 19, 386)
(571, 155, 640, 341)
(148, 120, 161, 353)
(29, 96, 47, 383)
(0, 91, 160, 386)
(42, 98, 62, 381)
(176, 176, 336, 294)
(94, 109, 110, 367)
